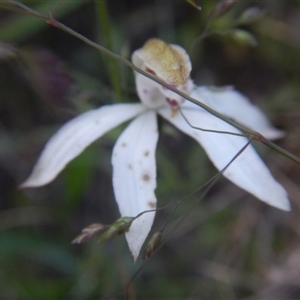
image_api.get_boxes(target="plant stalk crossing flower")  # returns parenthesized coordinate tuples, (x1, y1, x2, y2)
(21, 39, 290, 261)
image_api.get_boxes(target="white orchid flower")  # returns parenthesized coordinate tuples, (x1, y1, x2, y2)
(21, 39, 290, 261)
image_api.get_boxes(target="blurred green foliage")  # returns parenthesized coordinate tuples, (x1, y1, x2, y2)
(0, 0, 300, 299)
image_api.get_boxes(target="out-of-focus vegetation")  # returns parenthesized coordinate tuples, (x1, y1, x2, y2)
(0, 0, 300, 299)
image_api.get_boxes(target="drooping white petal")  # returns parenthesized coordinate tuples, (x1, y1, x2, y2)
(158, 103, 290, 211)
(22, 104, 146, 187)
(112, 111, 158, 261)
(190, 86, 284, 140)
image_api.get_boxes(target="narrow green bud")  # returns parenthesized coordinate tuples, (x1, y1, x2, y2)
(142, 231, 162, 260)
(230, 29, 258, 47)
(72, 223, 107, 244)
(238, 7, 264, 25)
(211, 0, 237, 19)
(100, 217, 133, 243)
(186, 0, 201, 11)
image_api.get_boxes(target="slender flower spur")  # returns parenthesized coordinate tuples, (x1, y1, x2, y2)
(21, 39, 290, 261)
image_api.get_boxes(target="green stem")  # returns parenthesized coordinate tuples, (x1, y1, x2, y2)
(96, 0, 123, 102)
(262, 139, 300, 165)
(3, 0, 300, 165)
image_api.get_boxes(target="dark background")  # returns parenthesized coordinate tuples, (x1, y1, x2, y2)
(0, 0, 300, 299)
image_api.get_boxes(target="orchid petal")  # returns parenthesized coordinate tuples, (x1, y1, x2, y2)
(158, 104, 290, 211)
(135, 73, 166, 109)
(190, 86, 284, 140)
(22, 104, 146, 187)
(112, 111, 158, 261)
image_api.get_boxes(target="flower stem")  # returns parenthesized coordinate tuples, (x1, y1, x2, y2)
(2, 0, 300, 165)
(96, 0, 123, 102)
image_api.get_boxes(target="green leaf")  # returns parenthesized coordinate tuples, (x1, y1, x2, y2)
(0, 0, 86, 42)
